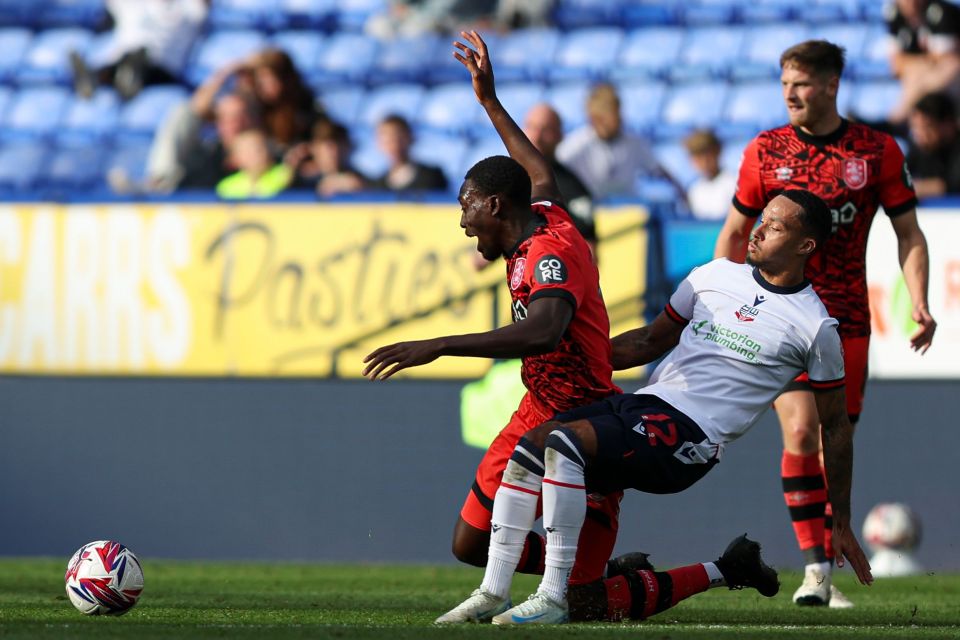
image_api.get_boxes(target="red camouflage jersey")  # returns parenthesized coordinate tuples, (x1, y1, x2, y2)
(733, 120, 917, 338)
(505, 200, 621, 413)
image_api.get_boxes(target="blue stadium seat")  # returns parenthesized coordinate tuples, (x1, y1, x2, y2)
(271, 31, 326, 77)
(43, 144, 105, 190)
(678, 0, 736, 26)
(733, 23, 810, 81)
(320, 86, 366, 128)
(739, 0, 802, 24)
(658, 82, 730, 140)
(0, 0, 29, 28)
(495, 83, 546, 126)
(186, 30, 268, 86)
(817, 24, 869, 62)
(57, 89, 121, 145)
(618, 81, 667, 136)
(0, 28, 32, 83)
(849, 81, 902, 123)
(818, 0, 866, 21)
(653, 142, 699, 189)
(850, 25, 893, 80)
(280, 0, 337, 29)
(417, 83, 482, 135)
(803, 0, 848, 23)
(333, 0, 388, 32)
(720, 81, 784, 138)
(37, 0, 107, 29)
(0, 86, 12, 124)
(18, 27, 94, 85)
(119, 86, 189, 139)
(359, 84, 424, 129)
(673, 26, 745, 82)
(350, 137, 388, 179)
(0, 143, 47, 192)
(620, 2, 677, 27)
(613, 27, 685, 81)
(549, 27, 625, 83)
(491, 29, 559, 83)
(2, 87, 70, 142)
(544, 82, 591, 133)
(458, 136, 507, 180)
(367, 34, 441, 85)
(314, 32, 378, 85)
(210, 0, 285, 31)
(411, 132, 468, 189)
(105, 140, 152, 186)
(553, 0, 623, 30)
(860, 0, 885, 21)
(720, 136, 750, 174)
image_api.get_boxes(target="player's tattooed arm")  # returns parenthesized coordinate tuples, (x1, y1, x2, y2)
(363, 297, 573, 380)
(453, 30, 563, 204)
(816, 387, 874, 586)
(610, 311, 684, 370)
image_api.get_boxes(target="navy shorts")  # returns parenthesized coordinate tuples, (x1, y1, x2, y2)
(553, 393, 720, 496)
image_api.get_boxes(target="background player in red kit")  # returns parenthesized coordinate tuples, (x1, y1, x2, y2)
(363, 30, 629, 607)
(714, 40, 937, 608)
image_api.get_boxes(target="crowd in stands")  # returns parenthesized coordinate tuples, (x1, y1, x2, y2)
(4, 0, 960, 213)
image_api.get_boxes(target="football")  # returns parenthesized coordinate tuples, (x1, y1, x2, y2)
(64, 541, 144, 615)
(862, 503, 922, 553)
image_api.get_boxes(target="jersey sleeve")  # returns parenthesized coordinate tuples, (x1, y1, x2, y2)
(732, 136, 765, 217)
(878, 134, 919, 217)
(665, 268, 700, 323)
(525, 237, 586, 312)
(806, 320, 845, 390)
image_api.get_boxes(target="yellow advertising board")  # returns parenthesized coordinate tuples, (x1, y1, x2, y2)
(0, 202, 647, 378)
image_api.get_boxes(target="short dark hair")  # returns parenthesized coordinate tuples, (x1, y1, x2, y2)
(380, 113, 412, 134)
(914, 91, 957, 123)
(780, 40, 846, 78)
(464, 155, 531, 208)
(779, 189, 832, 248)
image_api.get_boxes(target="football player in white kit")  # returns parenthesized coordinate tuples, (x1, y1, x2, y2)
(436, 189, 874, 626)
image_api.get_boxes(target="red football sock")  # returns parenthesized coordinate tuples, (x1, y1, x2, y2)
(782, 451, 828, 562)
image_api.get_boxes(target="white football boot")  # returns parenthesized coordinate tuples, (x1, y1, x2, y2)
(793, 564, 831, 606)
(434, 589, 510, 624)
(492, 592, 569, 625)
(828, 584, 855, 609)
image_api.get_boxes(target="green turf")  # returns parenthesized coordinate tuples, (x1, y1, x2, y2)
(1, 559, 958, 639)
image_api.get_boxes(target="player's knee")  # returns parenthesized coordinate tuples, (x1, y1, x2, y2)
(451, 536, 487, 567)
(520, 421, 560, 450)
(545, 425, 586, 466)
(781, 419, 819, 454)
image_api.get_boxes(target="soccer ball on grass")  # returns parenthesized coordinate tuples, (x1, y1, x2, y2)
(64, 540, 144, 615)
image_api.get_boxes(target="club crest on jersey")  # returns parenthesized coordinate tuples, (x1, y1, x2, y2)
(842, 157, 868, 190)
(510, 258, 526, 290)
(775, 166, 793, 182)
(735, 294, 765, 322)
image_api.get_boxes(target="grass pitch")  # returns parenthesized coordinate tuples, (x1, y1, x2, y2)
(1, 559, 958, 639)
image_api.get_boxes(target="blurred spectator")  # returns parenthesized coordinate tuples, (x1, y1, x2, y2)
(369, 115, 448, 192)
(495, 0, 555, 29)
(885, 0, 960, 123)
(556, 83, 683, 200)
(216, 128, 294, 199)
(683, 129, 737, 220)
(523, 103, 595, 243)
(366, 0, 498, 39)
(72, 0, 208, 100)
(905, 91, 960, 198)
(286, 121, 368, 198)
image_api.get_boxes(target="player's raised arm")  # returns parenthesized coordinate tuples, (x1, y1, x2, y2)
(453, 30, 562, 204)
(815, 386, 873, 586)
(610, 311, 685, 370)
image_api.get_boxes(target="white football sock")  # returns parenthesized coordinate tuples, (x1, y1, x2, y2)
(703, 561, 726, 588)
(539, 430, 587, 604)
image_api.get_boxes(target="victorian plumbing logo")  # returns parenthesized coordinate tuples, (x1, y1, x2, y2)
(735, 294, 766, 323)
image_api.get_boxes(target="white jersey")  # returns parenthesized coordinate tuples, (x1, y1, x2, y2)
(641, 259, 845, 445)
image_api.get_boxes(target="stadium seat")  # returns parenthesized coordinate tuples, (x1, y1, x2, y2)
(43, 144, 105, 191)
(271, 31, 326, 77)
(416, 83, 482, 135)
(549, 27, 625, 83)
(0, 143, 47, 192)
(0, 28, 32, 84)
(613, 27, 685, 81)
(185, 30, 268, 86)
(36, 0, 106, 29)
(495, 83, 546, 126)
(545, 82, 591, 133)
(620, 2, 677, 27)
(57, 89, 121, 146)
(733, 23, 810, 81)
(18, 27, 94, 85)
(720, 136, 750, 174)
(313, 33, 378, 85)
(0, 86, 12, 125)
(678, 1, 736, 26)
(673, 26, 746, 82)
(458, 136, 507, 180)
(350, 137, 388, 179)
(803, 0, 848, 24)
(359, 84, 424, 129)
(104, 140, 152, 186)
(553, 0, 622, 30)
(411, 132, 468, 189)
(333, 0, 388, 32)
(2, 86, 70, 142)
(618, 81, 668, 136)
(654, 142, 699, 189)
(0, 0, 29, 28)
(210, 0, 284, 31)
(817, 24, 869, 63)
(280, 0, 337, 29)
(490, 28, 560, 83)
(850, 25, 893, 80)
(848, 81, 902, 123)
(658, 82, 730, 140)
(720, 81, 784, 138)
(738, 0, 801, 24)
(119, 86, 189, 139)
(366, 34, 441, 85)
(320, 86, 366, 128)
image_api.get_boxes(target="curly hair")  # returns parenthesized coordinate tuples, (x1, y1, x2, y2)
(464, 155, 531, 208)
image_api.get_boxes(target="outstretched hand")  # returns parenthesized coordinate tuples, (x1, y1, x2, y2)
(832, 521, 874, 586)
(362, 339, 443, 381)
(909, 305, 936, 354)
(453, 30, 496, 106)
